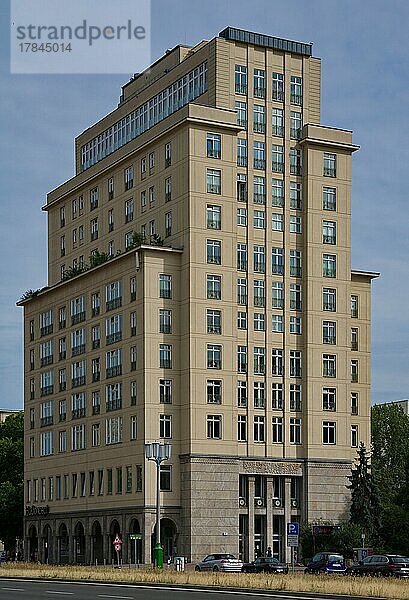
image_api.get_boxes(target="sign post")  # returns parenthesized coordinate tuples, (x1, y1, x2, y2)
(113, 534, 122, 568)
(129, 533, 143, 567)
(287, 522, 299, 573)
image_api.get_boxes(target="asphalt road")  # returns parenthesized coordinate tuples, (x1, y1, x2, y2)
(0, 578, 388, 600)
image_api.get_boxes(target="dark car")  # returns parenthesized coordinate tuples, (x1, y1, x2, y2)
(347, 554, 409, 578)
(242, 556, 289, 574)
(305, 552, 346, 574)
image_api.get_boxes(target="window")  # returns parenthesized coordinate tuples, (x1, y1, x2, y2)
(290, 216, 302, 234)
(323, 387, 336, 411)
(254, 416, 265, 442)
(207, 133, 221, 158)
(254, 381, 265, 408)
(207, 204, 221, 230)
(235, 101, 247, 127)
(237, 138, 247, 167)
(130, 381, 137, 406)
(207, 415, 222, 439)
(40, 309, 53, 336)
(106, 382, 122, 412)
(254, 347, 265, 375)
(90, 187, 99, 210)
(290, 76, 302, 104)
(236, 243, 247, 271)
(323, 354, 336, 377)
(272, 349, 283, 376)
(254, 280, 265, 308)
(351, 360, 359, 383)
(91, 325, 100, 350)
(125, 199, 134, 223)
(71, 392, 86, 418)
(29, 436, 35, 457)
(351, 295, 358, 318)
(272, 417, 283, 443)
(108, 176, 114, 200)
(323, 421, 336, 445)
(272, 247, 284, 275)
(253, 106, 265, 134)
(272, 72, 284, 101)
(71, 424, 85, 451)
(272, 315, 283, 333)
(289, 283, 301, 311)
(159, 344, 172, 369)
(105, 349, 122, 378)
(165, 211, 172, 237)
(237, 278, 247, 305)
(207, 169, 221, 194)
(60, 235, 65, 257)
(290, 148, 302, 175)
(207, 309, 222, 334)
(60, 206, 66, 227)
(351, 392, 359, 415)
(237, 207, 247, 226)
(323, 321, 336, 344)
(290, 350, 302, 378)
(130, 415, 137, 440)
(272, 383, 283, 410)
(165, 177, 172, 202)
(237, 380, 247, 407)
(290, 111, 302, 139)
(323, 220, 336, 244)
(235, 64, 247, 94)
(323, 254, 336, 278)
(254, 312, 265, 331)
(40, 370, 54, 396)
(290, 316, 301, 334)
(149, 151, 155, 171)
(207, 274, 221, 300)
(40, 431, 53, 456)
(351, 328, 358, 351)
(323, 186, 336, 210)
(92, 423, 100, 447)
(207, 379, 222, 404)
(159, 465, 171, 491)
(351, 425, 358, 448)
(290, 418, 302, 445)
(253, 141, 265, 169)
(253, 210, 265, 229)
(140, 190, 147, 212)
(238, 415, 247, 442)
(159, 415, 172, 439)
(125, 466, 132, 493)
(272, 178, 284, 207)
(290, 181, 302, 210)
(254, 245, 265, 273)
(124, 165, 134, 190)
(207, 239, 221, 264)
(272, 145, 284, 173)
(105, 281, 122, 310)
(272, 108, 284, 136)
(204, 342, 222, 371)
(237, 173, 247, 202)
(290, 249, 301, 277)
(323, 287, 336, 311)
(324, 153, 336, 177)
(92, 391, 100, 415)
(272, 282, 284, 309)
(237, 312, 247, 330)
(130, 311, 137, 336)
(272, 213, 283, 231)
(237, 346, 247, 373)
(253, 176, 266, 204)
(165, 142, 172, 167)
(107, 469, 113, 494)
(59, 399, 67, 422)
(159, 274, 172, 299)
(253, 68, 265, 97)
(105, 416, 123, 445)
(159, 309, 172, 335)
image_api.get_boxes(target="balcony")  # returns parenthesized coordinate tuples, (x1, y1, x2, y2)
(106, 332, 122, 345)
(272, 299, 284, 310)
(72, 407, 86, 419)
(71, 312, 86, 326)
(71, 376, 85, 388)
(40, 416, 53, 427)
(106, 399, 122, 412)
(237, 362, 247, 373)
(40, 356, 53, 367)
(130, 361, 137, 371)
(290, 267, 301, 278)
(253, 123, 265, 134)
(106, 365, 122, 378)
(40, 385, 53, 397)
(237, 156, 247, 167)
(290, 368, 302, 378)
(254, 159, 265, 170)
(72, 344, 86, 357)
(59, 351, 66, 361)
(106, 297, 122, 311)
(130, 291, 137, 302)
(272, 161, 284, 173)
(40, 324, 53, 337)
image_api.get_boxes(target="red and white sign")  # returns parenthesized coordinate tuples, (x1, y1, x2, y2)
(114, 543, 121, 552)
(113, 535, 122, 545)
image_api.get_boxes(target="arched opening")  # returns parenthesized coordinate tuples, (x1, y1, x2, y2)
(42, 524, 52, 564)
(91, 520, 103, 565)
(150, 518, 178, 564)
(58, 523, 69, 564)
(128, 518, 142, 565)
(28, 525, 38, 562)
(74, 521, 86, 564)
(109, 519, 121, 564)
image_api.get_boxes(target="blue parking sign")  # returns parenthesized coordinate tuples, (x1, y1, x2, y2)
(287, 522, 299, 536)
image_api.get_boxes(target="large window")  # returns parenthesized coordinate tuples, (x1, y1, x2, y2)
(207, 415, 222, 439)
(235, 65, 247, 94)
(207, 239, 221, 264)
(323, 354, 336, 377)
(253, 381, 265, 408)
(290, 418, 302, 445)
(254, 416, 265, 442)
(207, 205, 221, 230)
(207, 344, 222, 369)
(160, 465, 172, 491)
(207, 169, 221, 194)
(323, 321, 336, 344)
(323, 287, 336, 311)
(207, 379, 222, 404)
(237, 138, 247, 166)
(237, 243, 247, 271)
(253, 245, 265, 273)
(159, 415, 172, 439)
(272, 349, 283, 376)
(290, 76, 302, 104)
(235, 101, 247, 127)
(323, 254, 336, 278)
(160, 379, 172, 404)
(272, 417, 283, 443)
(290, 350, 302, 378)
(253, 106, 266, 134)
(272, 72, 284, 101)
(323, 421, 336, 445)
(237, 381, 247, 407)
(159, 274, 172, 299)
(105, 416, 123, 445)
(272, 247, 284, 275)
(272, 145, 284, 173)
(159, 309, 172, 334)
(207, 275, 221, 300)
(253, 68, 265, 97)
(272, 383, 283, 410)
(238, 415, 247, 442)
(207, 309, 222, 334)
(272, 281, 284, 309)
(272, 108, 284, 136)
(323, 387, 336, 411)
(324, 153, 336, 177)
(159, 344, 172, 369)
(207, 133, 221, 159)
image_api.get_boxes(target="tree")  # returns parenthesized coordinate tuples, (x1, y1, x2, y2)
(0, 412, 24, 552)
(347, 442, 381, 545)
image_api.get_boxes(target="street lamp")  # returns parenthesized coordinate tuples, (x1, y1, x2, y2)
(144, 442, 171, 568)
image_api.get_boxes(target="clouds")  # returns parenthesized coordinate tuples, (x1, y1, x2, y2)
(1, 0, 408, 408)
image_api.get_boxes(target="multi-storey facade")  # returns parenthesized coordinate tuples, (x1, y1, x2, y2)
(19, 27, 378, 565)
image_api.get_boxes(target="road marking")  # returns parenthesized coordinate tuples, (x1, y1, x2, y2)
(97, 596, 134, 599)
(1, 588, 24, 592)
(45, 592, 75, 596)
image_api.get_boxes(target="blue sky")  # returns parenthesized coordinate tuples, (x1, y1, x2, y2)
(1, 0, 408, 409)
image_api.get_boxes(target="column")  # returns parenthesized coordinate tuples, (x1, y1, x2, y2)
(248, 476, 255, 562)
(143, 511, 153, 564)
(266, 477, 273, 552)
(284, 476, 292, 563)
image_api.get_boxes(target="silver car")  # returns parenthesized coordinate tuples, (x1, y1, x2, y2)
(195, 553, 243, 572)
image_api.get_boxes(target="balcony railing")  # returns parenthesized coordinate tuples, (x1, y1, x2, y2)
(237, 260, 247, 271)
(323, 401, 336, 411)
(106, 365, 122, 378)
(290, 127, 302, 140)
(351, 341, 358, 351)
(92, 372, 100, 382)
(106, 332, 122, 345)
(207, 220, 221, 230)
(40, 324, 53, 337)
(207, 325, 221, 334)
(254, 398, 265, 409)
(237, 156, 247, 167)
(290, 400, 302, 412)
(160, 325, 172, 334)
(40, 416, 53, 427)
(323, 301, 336, 311)
(92, 339, 100, 350)
(40, 356, 53, 367)
(92, 306, 100, 317)
(272, 264, 284, 275)
(207, 184, 221, 194)
(59, 382, 66, 392)
(59, 320, 66, 330)
(290, 165, 302, 176)
(291, 93, 302, 105)
(71, 376, 86, 388)
(72, 344, 86, 357)
(71, 312, 86, 326)
(235, 83, 247, 95)
(40, 385, 53, 397)
(253, 122, 265, 134)
(237, 294, 247, 305)
(207, 255, 221, 265)
(272, 90, 284, 101)
(207, 290, 221, 300)
(160, 360, 172, 369)
(290, 267, 302, 278)
(207, 394, 222, 404)
(106, 297, 122, 311)
(323, 335, 336, 344)
(92, 405, 100, 415)
(72, 407, 86, 419)
(323, 267, 336, 278)
(272, 161, 284, 173)
(106, 399, 122, 412)
(254, 86, 265, 98)
(323, 235, 336, 245)
(272, 125, 284, 137)
(290, 198, 302, 210)
(272, 299, 284, 309)
(253, 193, 265, 205)
(237, 118, 247, 128)
(272, 195, 284, 208)
(254, 159, 265, 170)
(324, 167, 336, 177)
(208, 360, 221, 369)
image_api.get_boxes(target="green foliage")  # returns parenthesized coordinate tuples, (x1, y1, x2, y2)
(89, 251, 109, 269)
(0, 413, 24, 550)
(300, 522, 364, 561)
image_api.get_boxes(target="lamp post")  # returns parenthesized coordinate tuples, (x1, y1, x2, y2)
(144, 442, 171, 568)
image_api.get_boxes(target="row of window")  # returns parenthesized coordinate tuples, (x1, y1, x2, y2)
(234, 67, 302, 105)
(233, 108, 302, 138)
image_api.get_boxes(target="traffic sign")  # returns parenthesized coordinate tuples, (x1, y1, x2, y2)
(129, 534, 143, 540)
(287, 522, 299, 536)
(113, 535, 122, 545)
(114, 543, 121, 552)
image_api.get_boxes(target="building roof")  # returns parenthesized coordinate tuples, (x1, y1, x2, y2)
(219, 26, 313, 57)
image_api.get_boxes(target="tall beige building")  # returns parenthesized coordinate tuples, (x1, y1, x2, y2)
(19, 27, 378, 565)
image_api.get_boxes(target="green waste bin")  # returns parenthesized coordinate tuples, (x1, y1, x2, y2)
(154, 543, 163, 568)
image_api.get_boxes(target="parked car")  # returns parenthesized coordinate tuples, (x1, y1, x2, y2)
(242, 556, 289, 574)
(195, 553, 243, 572)
(305, 552, 346, 574)
(347, 554, 409, 578)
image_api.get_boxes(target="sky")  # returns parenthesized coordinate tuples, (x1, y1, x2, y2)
(0, 0, 408, 409)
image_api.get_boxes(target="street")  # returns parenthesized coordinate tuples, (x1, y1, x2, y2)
(0, 578, 387, 600)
